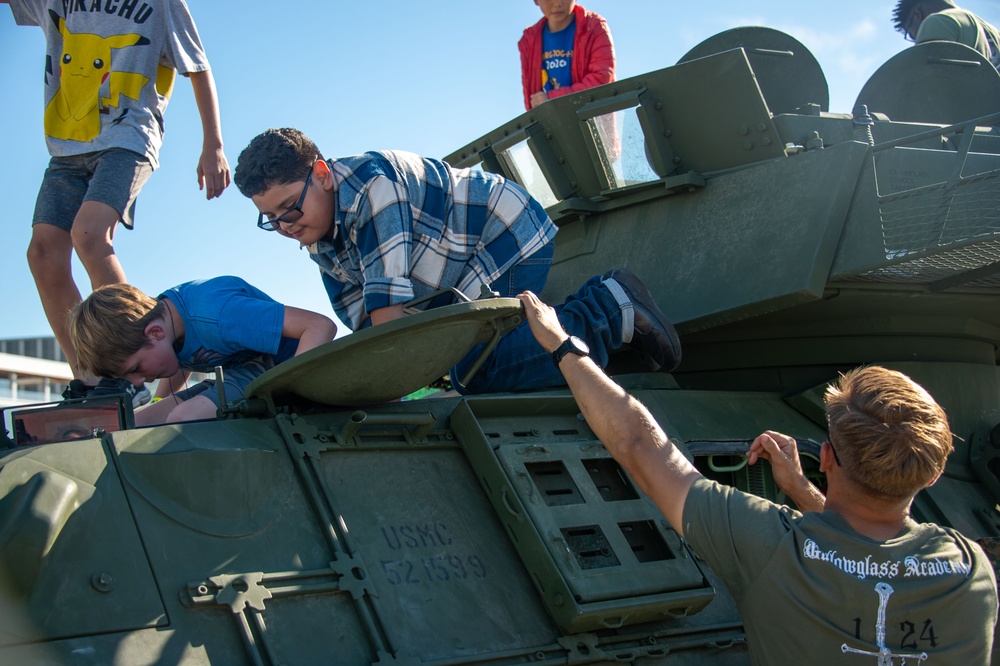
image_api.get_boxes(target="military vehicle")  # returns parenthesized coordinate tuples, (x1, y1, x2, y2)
(2, 27, 999, 665)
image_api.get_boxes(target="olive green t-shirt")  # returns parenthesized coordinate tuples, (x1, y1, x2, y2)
(917, 8, 1000, 68)
(683, 478, 997, 665)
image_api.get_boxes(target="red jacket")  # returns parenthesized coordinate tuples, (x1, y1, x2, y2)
(518, 4, 616, 111)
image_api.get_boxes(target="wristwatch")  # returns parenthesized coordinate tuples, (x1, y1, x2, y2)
(552, 335, 590, 366)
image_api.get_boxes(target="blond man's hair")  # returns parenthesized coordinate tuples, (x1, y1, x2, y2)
(67, 283, 167, 379)
(825, 365, 953, 500)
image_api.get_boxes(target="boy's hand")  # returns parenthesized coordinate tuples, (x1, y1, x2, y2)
(517, 291, 565, 353)
(197, 146, 230, 200)
(530, 91, 549, 108)
(187, 70, 229, 199)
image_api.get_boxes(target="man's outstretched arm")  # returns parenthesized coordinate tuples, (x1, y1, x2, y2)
(517, 291, 701, 536)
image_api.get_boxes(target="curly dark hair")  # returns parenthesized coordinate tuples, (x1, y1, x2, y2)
(893, 0, 922, 34)
(234, 128, 324, 197)
(893, 0, 956, 34)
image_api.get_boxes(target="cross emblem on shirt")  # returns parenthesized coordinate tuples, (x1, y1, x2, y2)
(841, 582, 928, 664)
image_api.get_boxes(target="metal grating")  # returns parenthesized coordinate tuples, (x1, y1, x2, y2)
(881, 174, 1000, 254)
(845, 171, 1000, 286)
(848, 239, 1000, 285)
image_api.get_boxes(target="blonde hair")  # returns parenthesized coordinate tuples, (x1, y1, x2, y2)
(67, 283, 167, 379)
(825, 366, 953, 500)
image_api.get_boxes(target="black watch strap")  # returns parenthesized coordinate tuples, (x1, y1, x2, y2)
(552, 335, 590, 366)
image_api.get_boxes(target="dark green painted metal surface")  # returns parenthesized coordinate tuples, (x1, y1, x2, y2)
(3, 25, 1000, 665)
(244, 298, 524, 411)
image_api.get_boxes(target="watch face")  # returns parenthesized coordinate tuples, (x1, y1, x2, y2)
(553, 335, 590, 365)
(568, 336, 589, 355)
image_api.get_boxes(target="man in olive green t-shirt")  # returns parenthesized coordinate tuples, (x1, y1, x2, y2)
(893, 0, 1000, 67)
(518, 289, 998, 665)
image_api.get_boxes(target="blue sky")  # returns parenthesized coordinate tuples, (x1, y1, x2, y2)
(1, 0, 997, 340)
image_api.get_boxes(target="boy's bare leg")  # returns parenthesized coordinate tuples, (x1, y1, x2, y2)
(27, 223, 85, 377)
(165, 395, 217, 423)
(133, 398, 180, 426)
(134, 394, 217, 426)
(27, 200, 125, 381)
(71, 200, 126, 290)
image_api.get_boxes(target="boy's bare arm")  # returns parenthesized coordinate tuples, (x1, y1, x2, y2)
(370, 304, 405, 326)
(282, 306, 337, 355)
(154, 369, 190, 400)
(187, 70, 230, 200)
(517, 291, 702, 536)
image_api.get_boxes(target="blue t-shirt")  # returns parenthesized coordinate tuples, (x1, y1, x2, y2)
(159, 276, 297, 372)
(541, 19, 575, 94)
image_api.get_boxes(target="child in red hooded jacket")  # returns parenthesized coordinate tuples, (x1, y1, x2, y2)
(518, 1, 616, 110)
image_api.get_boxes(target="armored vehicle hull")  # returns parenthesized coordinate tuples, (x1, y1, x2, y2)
(3, 28, 999, 665)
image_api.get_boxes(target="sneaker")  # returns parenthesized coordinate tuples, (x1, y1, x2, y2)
(61, 379, 94, 401)
(88, 378, 152, 408)
(602, 269, 682, 372)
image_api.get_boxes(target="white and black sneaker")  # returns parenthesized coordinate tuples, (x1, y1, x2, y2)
(87, 378, 152, 408)
(601, 269, 682, 372)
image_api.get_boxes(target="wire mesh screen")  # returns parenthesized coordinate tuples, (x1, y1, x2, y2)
(846, 171, 1000, 285)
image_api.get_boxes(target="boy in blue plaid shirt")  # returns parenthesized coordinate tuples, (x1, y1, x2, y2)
(235, 127, 681, 394)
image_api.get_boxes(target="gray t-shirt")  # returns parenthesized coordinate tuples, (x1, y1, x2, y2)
(683, 477, 997, 665)
(9, 0, 210, 168)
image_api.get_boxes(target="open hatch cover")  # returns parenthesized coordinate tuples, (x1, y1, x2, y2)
(243, 298, 524, 410)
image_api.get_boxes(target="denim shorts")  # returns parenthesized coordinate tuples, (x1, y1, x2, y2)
(32, 148, 153, 231)
(174, 356, 276, 407)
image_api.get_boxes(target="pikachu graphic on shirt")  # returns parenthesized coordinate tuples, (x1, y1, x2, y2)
(44, 12, 150, 143)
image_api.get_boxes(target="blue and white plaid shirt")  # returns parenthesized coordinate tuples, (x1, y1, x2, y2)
(307, 151, 557, 331)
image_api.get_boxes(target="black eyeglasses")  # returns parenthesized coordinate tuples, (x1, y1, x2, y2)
(825, 437, 843, 467)
(257, 170, 313, 232)
(903, 11, 920, 42)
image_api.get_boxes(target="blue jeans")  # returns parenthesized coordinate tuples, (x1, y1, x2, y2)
(451, 253, 623, 394)
(488, 240, 555, 298)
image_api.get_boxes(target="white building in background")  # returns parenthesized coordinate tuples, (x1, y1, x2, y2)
(0, 337, 72, 409)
